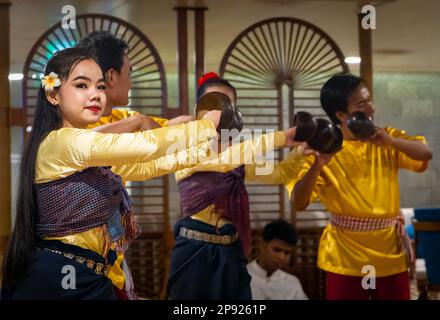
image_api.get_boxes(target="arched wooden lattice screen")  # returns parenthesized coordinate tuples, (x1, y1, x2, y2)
(219, 17, 349, 299)
(22, 14, 170, 299)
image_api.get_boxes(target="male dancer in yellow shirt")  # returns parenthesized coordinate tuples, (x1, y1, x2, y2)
(290, 73, 433, 300)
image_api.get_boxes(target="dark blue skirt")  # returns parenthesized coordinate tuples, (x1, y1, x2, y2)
(1, 240, 116, 300)
(167, 217, 252, 300)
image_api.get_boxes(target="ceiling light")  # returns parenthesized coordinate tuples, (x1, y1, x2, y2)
(345, 57, 361, 64)
(8, 73, 24, 81)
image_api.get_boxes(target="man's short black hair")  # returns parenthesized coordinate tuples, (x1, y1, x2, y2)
(262, 219, 297, 245)
(76, 31, 128, 73)
(320, 73, 365, 124)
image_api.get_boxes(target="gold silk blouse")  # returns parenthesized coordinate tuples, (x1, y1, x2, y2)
(286, 127, 429, 277)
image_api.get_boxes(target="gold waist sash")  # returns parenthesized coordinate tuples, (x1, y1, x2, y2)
(190, 205, 232, 228)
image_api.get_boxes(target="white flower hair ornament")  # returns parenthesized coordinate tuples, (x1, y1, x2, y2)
(41, 72, 61, 92)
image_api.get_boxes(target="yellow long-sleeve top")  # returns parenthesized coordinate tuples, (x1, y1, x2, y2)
(87, 108, 169, 129)
(286, 127, 429, 277)
(38, 119, 216, 288)
(36, 120, 216, 183)
(83, 108, 168, 289)
(173, 131, 307, 226)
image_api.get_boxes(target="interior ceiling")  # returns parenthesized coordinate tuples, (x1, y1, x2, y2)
(8, 0, 440, 73)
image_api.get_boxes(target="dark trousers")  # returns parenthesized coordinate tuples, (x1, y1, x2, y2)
(167, 218, 252, 300)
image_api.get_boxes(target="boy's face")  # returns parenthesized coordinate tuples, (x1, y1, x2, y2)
(346, 84, 375, 118)
(336, 84, 375, 130)
(260, 239, 293, 272)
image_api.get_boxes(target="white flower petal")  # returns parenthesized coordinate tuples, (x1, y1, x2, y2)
(44, 85, 54, 92)
(41, 72, 61, 91)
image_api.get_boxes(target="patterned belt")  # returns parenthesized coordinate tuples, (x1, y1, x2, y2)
(330, 213, 416, 277)
(37, 247, 109, 277)
(179, 226, 238, 245)
(330, 214, 400, 232)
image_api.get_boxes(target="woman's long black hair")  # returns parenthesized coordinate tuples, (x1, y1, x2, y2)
(1, 47, 99, 290)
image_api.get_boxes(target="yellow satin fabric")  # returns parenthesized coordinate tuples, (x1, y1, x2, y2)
(46, 228, 104, 256)
(36, 119, 216, 183)
(49, 108, 169, 289)
(187, 144, 307, 228)
(286, 127, 429, 277)
(39, 117, 216, 289)
(87, 108, 169, 129)
(175, 131, 308, 228)
(175, 131, 287, 181)
(106, 251, 125, 289)
(46, 227, 126, 289)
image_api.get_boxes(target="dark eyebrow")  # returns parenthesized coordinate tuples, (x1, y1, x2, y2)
(72, 76, 91, 81)
(356, 98, 371, 105)
(72, 76, 105, 83)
